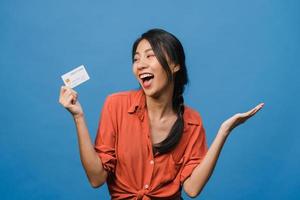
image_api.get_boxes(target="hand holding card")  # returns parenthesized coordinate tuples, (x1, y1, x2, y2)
(59, 65, 89, 117)
(59, 85, 84, 118)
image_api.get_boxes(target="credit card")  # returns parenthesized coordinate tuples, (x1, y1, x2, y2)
(61, 65, 90, 88)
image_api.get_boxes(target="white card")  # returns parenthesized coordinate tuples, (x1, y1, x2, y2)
(61, 65, 90, 88)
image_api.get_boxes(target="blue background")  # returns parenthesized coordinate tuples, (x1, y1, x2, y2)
(0, 0, 299, 199)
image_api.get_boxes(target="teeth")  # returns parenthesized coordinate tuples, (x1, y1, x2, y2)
(139, 73, 153, 79)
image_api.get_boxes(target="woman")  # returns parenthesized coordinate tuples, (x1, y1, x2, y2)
(59, 29, 263, 199)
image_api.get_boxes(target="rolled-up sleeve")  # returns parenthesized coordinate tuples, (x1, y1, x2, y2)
(180, 125, 208, 184)
(94, 96, 117, 174)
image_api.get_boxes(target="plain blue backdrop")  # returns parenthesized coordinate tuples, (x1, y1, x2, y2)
(0, 0, 299, 199)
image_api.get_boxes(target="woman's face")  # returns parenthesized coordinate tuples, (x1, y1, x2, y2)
(133, 39, 177, 98)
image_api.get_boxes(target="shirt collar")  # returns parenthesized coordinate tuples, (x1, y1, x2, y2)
(127, 89, 200, 126)
(184, 109, 201, 126)
(127, 89, 145, 114)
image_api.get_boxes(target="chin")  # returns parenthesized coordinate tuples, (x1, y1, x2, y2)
(142, 87, 165, 99)
(143, 88, 156, 97)
(139, 79, 172, 99)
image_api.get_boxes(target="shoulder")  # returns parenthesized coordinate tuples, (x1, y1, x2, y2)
(183, 105, 204, 126)
(108, 90, 139, 97)
(104, 89, 141, 110)
(106, 90, 139, 101)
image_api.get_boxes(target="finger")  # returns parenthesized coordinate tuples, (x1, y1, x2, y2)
(66, 94, 76, 106)
(60, 86, 70, 96)
(71, 94, 78, 105)
(60, 86, 65, 97)
(62, 89, 72, 100)
(241, 103, 264, 118)
(62, 88, 77, 99)
(240, 107, 256, 117)
(59, 86, 67, 103)
(257, 103, 264, 110)
(250, 103, 264, 115)
(67, 87, 78, 96)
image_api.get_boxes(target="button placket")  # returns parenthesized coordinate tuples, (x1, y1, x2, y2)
(141, 108, 155, 193)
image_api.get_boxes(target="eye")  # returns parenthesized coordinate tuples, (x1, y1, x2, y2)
(133, 57, 139, 62)
(147, 54, 155, 58)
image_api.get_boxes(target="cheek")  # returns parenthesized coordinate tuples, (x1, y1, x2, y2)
(156, 68, 169, 85)
(132, 64, 138, 76)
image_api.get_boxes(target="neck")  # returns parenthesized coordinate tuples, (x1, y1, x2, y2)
(146, 86, 175, 120)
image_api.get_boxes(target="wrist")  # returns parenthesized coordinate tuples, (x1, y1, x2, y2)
(73, 113, 84, 120)
(218, 126, 231, 138)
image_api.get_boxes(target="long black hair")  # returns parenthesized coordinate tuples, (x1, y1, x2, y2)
(132, 29, 189, 154)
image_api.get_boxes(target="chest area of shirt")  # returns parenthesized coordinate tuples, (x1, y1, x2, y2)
(115, 113, 189, 166)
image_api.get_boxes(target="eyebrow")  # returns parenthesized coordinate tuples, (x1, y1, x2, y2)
(134, 48, 153, 55)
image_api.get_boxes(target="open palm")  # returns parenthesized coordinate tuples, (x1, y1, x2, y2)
(221, 103, 264, 134)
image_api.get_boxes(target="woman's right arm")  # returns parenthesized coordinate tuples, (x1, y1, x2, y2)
(59, 86, 107, 188)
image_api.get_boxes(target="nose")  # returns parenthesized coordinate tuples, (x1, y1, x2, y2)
(135, 58, 148, 70)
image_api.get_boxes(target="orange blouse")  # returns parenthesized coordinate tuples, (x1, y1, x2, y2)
(94, 90, 208, 200)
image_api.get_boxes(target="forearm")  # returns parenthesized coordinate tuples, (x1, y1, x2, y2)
(183, 103, 264, 197)
(73, 114, 107, 187)
(184, 128, 229, 197)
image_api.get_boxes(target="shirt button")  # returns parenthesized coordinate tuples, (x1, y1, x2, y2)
(144, 184, 149, 189)
(150, 160, 154, 165)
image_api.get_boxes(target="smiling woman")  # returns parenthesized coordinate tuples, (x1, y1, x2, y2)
(58, 28, 264, 200)
(132, 30, 187, 154)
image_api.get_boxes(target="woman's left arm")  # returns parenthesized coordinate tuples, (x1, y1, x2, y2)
(183, 103, 264, 198)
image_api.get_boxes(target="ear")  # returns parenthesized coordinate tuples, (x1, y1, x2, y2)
(173, 65, 180, 73)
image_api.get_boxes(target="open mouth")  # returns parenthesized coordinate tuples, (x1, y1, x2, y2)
(139, 73, 154, 88)
(139, 73, 154, 82)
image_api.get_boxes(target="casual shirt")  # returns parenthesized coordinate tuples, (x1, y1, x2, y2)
(94, 89, 208, 200)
